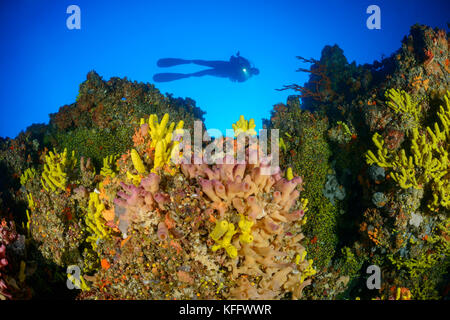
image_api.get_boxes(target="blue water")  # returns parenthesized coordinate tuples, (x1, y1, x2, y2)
(0, 0, 448, 138)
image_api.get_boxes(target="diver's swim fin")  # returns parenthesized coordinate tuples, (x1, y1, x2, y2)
(156, 58, 191, 67)
(153, 73, 190, 82)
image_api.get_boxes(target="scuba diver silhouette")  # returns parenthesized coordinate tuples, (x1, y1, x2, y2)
(153, 52, 259, 83)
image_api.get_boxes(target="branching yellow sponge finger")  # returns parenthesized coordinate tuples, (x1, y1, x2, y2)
(40, 148, 77, 193)
(211, 222, 238, 258)
(143, 113, 185, 173)
(86, 192, 110, 250)
(238, 214, 254, 244)
(20, 168, 36, 185)
(385, 88, 421, 122)
(210, 220, 229, 241)
(100, 154, 119, 177)
(232, 115, 257, 136)
(131, 149, 147, 174)
(366, 90, 450, 209)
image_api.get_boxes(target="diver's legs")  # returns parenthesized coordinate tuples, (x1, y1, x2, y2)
(157, 58, 192, 67)
(153, 73, 191, 82)
(191, 60, 229, 69)
(188, 69, 228, 78)
(157, 58, 230, 69)
(153, 68, 228, 82)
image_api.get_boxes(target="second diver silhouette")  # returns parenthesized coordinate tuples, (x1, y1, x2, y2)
(153, 52, 259, 83)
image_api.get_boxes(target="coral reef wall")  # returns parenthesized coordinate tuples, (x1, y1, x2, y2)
(0, 24, 448, 300)
(265, 24, 449, 300)
(47, 71, 206, 168)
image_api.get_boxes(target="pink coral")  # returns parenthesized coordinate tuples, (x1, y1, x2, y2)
(157, 222, 169, 241)
(180, 153, 310, 299)
(0, 220, 17, 245)
(94, 139, 312, 300)
(113, 173, 169, 235)
(0, 244, 7, 268)
(0, 220, 16, 300)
